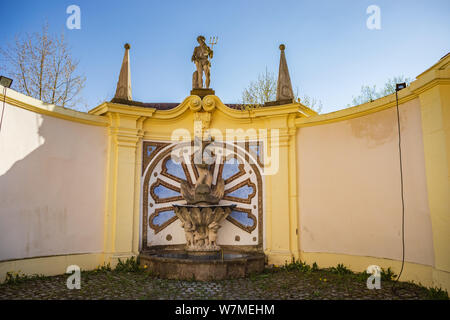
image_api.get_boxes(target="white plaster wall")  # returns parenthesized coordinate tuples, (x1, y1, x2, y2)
(0, 103, 108, 261)
(297, 98, 434, 266)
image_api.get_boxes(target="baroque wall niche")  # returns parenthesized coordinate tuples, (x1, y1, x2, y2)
(141, 141, 264, 250)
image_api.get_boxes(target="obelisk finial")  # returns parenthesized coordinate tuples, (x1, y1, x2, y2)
(276, 43, 294, 102)
(113, 43, 132, 101)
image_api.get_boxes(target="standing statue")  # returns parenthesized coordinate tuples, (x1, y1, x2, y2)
(191, 35, 213, 89)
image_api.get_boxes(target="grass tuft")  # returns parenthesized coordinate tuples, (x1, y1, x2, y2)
(3, 271, 46, 285)
(425, 287, 449, 300)
(114, 257, 142, 273)
(328, 263, 352, 275)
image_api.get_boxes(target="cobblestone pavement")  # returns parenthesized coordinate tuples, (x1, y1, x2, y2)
(0, 268, 439, 300)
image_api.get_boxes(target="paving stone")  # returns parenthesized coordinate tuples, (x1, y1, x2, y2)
(0, 268, 442, 300)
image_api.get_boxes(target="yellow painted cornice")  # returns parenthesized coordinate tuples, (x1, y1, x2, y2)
(89, 101, 156, 118)
(295, 89, 418, 127)
(151, 96, 202, 119)
(410, 69, 450, 95)
(295, 58, 450, 128)
(0, 86, 109, 127)
(416, 52, 450, 78)
(88, 95, 308, 123)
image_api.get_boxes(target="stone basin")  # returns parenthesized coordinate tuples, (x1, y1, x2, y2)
(139, 250, 265, 281)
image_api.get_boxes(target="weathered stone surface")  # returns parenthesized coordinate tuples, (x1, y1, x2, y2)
(113, 43, 132, 101)
(139, 251, 265, 281)
(276, 44, 294, 102)
(192, 35, 213, 89)
(174, 205, 234, 252)
(190, 88, 215, 98)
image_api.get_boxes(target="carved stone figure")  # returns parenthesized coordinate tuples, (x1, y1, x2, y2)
(182, 220, 195, 246)
(207, 221, 221, 247)
(180, 138, 224, 204)
(194, 231, 208, 247)
(191, 36, 213, 89)
(173, 138, 234, 252)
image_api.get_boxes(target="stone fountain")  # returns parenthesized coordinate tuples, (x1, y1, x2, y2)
(174, 138, 235, 257)
(138, 37, 265, 280)
(139, 138, 265, 280)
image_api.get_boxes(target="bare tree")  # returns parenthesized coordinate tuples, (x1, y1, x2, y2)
(296, 93, 323, 114)
(241, 68, 276, 108)
(0, 23, 85, 109)
(241, 69, 322, 113)
(350, 75, 412, 106)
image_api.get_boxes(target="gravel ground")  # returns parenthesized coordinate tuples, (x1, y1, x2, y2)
(0, 267, 441, 300)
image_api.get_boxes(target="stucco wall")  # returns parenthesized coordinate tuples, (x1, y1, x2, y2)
(297, 98, 435, 266)
(0, 102, 108, 261)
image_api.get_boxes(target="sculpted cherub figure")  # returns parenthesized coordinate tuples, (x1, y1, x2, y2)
(193, 231, 208, 247)
(182, 220, 195, 247)
(207, 221, 221, 248)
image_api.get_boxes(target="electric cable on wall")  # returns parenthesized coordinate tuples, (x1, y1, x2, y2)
(0, 87, 7, 133)
(0, 76, 14, 133)
(392, 83, 407, 293)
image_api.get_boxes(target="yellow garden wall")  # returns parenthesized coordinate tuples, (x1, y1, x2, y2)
(297, 97, 434, 265)
(0, 89, 109, 280)
(294, 54, 450, 289)
(0, 54, 448, 291)
(89, 96, 305, 267)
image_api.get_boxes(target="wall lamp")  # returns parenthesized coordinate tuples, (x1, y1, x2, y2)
(0, 76, 13, 88)
(396, 82, 407, 92)
(0, 75, 13, 133)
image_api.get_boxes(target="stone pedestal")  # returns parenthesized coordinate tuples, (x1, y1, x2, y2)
(173, 204, 235, 252)
(190, 88, 215, 98)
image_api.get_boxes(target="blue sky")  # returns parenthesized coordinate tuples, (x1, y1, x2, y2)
(0, 0, 449, 113)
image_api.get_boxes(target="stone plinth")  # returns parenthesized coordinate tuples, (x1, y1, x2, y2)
(173, 204, 235, 252)
(139, 251, 265, 281)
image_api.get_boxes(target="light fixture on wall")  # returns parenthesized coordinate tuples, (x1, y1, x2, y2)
(396, 82, 407, 92)
(0, 76, 13, 89)
(392, 81, 407, 293)
(0, 75, 13, 133)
